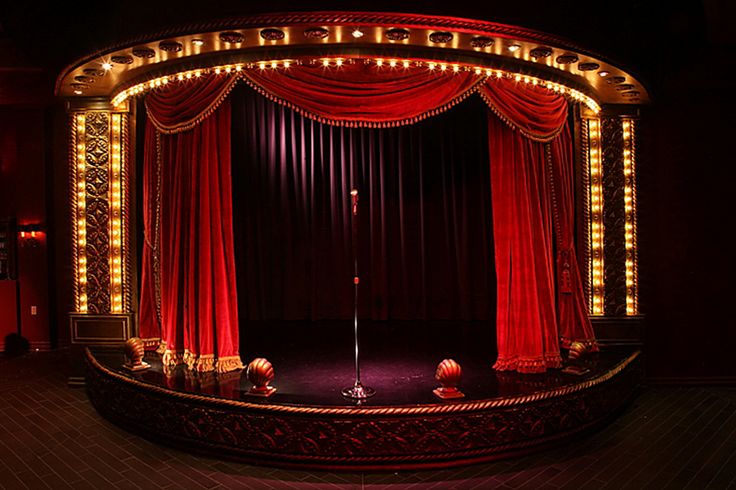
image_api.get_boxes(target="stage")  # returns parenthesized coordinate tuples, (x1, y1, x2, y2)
(85, 322, 641, 470)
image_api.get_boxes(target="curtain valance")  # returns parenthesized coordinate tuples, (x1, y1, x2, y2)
(143, 66, 570, 139)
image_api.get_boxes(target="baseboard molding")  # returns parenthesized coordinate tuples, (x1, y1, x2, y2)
(646, 376, 736, 386)
(29, 340, 52, 352)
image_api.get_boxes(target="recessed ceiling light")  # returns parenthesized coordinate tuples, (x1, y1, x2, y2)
(102, 62, 113, 71)
(74, 90, 83, 95)
(507, 44, 521, 52)
(192, 39, 205, 47)
(352, 28, 364, 39)
(598, 70, 610, 77)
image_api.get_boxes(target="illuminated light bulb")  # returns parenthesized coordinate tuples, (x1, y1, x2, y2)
(74, 90, 83, 95)
(284, 61, 291, 68)
(507, 44, 521, 52)
(336, 59, 343, 67)
(102, 62, 113, 71)
(376, 59, 383, 66)
(440, 64, 447, 71)
(452, 65, 459, 73)
(352, 28, 364, 38)
(235, 65, 243, 71)
(177, 74, 184, 81)
(226, 66, 233, 73)
(532, 79, 538, 85)
(475, 68, 482, 75)
(485, 69, 492, 76)
(271, 61, 278, 69)
(192, 39, 204, 47)
(524, 76, 530, 83)
(428, 62, 436, 70)
(258, 62, 265, 70)
(185, 72, 192, 79)
(194, 70, 201, 77)
(514, 74, 521, 82)
(323, 59, 330, 67)
(403, 60, 410, 68)
(149, 81, 155, 88)
(215, 67, 221, 74)
(598, 70, 609, 77)
(389, 60, 397, 67)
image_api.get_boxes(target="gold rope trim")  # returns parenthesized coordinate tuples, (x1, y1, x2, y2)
(478, 87, 565, 143)
(145, 74, 241, 134)
(240, 71, 486, 129)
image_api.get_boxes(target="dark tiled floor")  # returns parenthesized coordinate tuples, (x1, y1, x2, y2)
(1, 351, 736, 490)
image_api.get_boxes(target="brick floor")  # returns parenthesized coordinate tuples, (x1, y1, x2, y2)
(1, 351, 735, 489)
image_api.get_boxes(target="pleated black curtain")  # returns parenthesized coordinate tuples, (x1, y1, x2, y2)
(231, 85, 495, 322)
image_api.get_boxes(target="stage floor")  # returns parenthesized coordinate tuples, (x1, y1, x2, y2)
(94, 321, 635, 406)
(86, 322, 642, 469)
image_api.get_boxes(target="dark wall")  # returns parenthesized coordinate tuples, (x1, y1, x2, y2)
(1, 0, 732, 379)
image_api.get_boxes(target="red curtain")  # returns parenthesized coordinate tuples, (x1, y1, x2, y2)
(242, 62, 482, 127)
(138, 71, 595, 374)
(140, 75, 242, 372)
(488, 114, 561, 372)
(549, 126, 598, 349)
(482, 77, 595, 372)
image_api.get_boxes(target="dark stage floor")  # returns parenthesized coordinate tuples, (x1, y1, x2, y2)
(96, 321, 632, 407)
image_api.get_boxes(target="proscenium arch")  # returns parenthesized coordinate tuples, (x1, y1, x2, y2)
(62, 11, 643, 353)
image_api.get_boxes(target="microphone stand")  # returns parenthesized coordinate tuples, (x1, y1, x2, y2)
(341, 188, 375, 400)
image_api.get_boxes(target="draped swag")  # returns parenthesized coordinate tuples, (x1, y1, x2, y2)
(139, 65, 596, 374)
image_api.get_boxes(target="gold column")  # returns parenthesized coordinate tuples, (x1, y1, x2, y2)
(69, 102, 133, 346)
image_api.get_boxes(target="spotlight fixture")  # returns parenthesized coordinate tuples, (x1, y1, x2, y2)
(191, 39, 205, 47)
(74, 90, 83, 95)
(351, 28, 364, 38)
(598, 70, 610, 77)
(507, 44, 521, 52)
(102, 62, 113, 71)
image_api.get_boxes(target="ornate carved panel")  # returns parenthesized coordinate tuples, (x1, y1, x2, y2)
(601, 117, 626, 316)
(84, 112, 111, 314)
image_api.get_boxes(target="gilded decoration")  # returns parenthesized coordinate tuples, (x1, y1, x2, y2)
(84, 112, 111, 314)
(602, 117, 627, 317)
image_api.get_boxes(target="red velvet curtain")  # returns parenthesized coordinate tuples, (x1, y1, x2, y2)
(242, 63, 482, 127)
(139, 71, 595, 374)
(140, 75, 242, 372)
(487, 114, 560, 372)
(481, 77, 595, 372)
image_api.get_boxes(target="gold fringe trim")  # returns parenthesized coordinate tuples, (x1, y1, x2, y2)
(494, 353, 562, 373)
(161, 348, 243, 373)
(141, 337, 161, 349)
(478, 84, 565, 143)
(146, 74, 241, 134)
(560, 337, 600, 352)
(241, 71, 486, 129)
(155, 340, 167, 355)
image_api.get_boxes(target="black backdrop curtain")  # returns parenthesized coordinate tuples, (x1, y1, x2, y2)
(231, 85, 495, 322)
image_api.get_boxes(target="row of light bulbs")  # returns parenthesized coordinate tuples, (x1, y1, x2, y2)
(622, 119, 638, 315)
(111, 58, 602, 113)
(74, 113, 125, 313)
(587, 118, 605, 316)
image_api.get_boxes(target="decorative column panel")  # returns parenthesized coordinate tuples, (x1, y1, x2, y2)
(70, 105, 132, 348)
(601, 117, 626, 317)
(585, 117, 604, 315)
